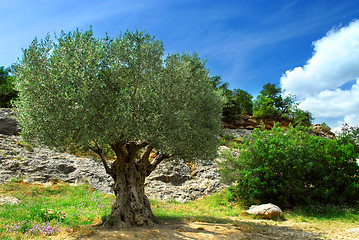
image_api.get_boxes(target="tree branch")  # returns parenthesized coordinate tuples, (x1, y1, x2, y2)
(127, 141, 149, 153)
(110, 142, 128, 165)
(89, 143, 114, 179)
(141, 145, 154, 163)
(146, 152, 173, 176)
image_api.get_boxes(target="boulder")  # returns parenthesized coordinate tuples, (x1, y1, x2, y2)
(245, 203, 284, 219)
(0, 194, 20, 205)
(0, 108, 20, 135)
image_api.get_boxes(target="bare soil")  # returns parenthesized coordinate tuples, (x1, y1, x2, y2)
(53, 218, 359, 240)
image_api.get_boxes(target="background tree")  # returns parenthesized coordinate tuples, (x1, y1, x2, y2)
(13, 29, 222, 228)
(210, 76, 253, 122)
(253, 83, 313, 127)
(209, 75, 229, 92)
(287, 101, 314, 127)
(253, 94, 277, 118)
(0, 66, 17, 107)
(222, 89, 253, 122)
(259, 83, 282, 105)
(253, 83, 285, 118)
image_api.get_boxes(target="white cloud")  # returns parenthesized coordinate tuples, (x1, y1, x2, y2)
(280, 20, 359, 129)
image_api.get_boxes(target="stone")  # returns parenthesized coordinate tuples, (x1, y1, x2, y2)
(145, 158, 226, 202)
(0, 194, 20, 205)
(0, 108, 20, 135)
(245, 203, 284, 219)
(221, 128, 253, 138)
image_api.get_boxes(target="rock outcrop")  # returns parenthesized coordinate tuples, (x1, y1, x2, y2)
(145, 159, 225, 203)
(0, 134, 114, 194)
(223, 115, 292, 130)
(0, 133, 225, 202)
(0, 108, 20, 136)
(0, 108, 226, 202)
(311, 124, 335, 139)
(223, 115, 335, 138)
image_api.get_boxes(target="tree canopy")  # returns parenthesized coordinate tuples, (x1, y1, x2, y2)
(13, 28, 223, 227)
(210, 76, 253, 122)
(252, 83, 313, 126)
(14, 29, 222, 160)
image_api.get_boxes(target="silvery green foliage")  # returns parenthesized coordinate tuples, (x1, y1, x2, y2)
(13, 29, 222, 160)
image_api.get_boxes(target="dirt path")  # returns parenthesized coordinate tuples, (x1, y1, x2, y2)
(53, 218, 359, 240)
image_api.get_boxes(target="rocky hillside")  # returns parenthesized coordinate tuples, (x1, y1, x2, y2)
(0, 108, 226, 203)
(224, 115, 335, 138)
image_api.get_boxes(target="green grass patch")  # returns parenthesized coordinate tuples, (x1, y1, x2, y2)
(0, 182, 115, 239)
(285, 203, 359, 222)
(150, 189, 248, 223)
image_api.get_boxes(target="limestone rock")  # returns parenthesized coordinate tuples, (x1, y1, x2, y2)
(310, 124, 335, 139)
(145, 158, 226, 203)
(221, 128, 253, 138)
(224, 115, 336, 139)
(0, 194, 20, 205)
(0, 108, 20, 136)
(0, 133, 114, 194)
(246, 203, 284, 219)
(0, 133, 226, 202)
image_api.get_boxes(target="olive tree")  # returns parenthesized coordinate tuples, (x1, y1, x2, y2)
(13, 29, 222, 228)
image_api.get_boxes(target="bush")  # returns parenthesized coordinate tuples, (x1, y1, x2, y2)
(219, 125, 359, 207)
(336, 123, 359, 153)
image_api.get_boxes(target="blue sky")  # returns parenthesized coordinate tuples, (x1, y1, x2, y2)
(1, 0, 359, 130)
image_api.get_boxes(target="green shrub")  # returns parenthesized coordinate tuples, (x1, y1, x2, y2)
(219, 125, 359, 207)
(336, 123, 359, 153)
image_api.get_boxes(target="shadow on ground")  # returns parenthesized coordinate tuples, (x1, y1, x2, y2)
(76, 218, 323, 240)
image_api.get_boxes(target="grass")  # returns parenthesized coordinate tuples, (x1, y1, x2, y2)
(150, 189, 245, 223)
(1, 181, 359, 239)
(0, 181, 114, 239)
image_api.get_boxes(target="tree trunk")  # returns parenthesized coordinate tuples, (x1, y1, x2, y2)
(101, 143, 161, 228)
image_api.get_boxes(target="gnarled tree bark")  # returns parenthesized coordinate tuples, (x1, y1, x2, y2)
(96, 142, 170, 228)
